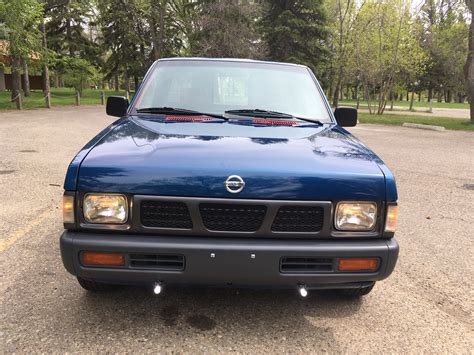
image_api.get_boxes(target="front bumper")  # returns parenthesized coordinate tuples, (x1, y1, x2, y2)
(60, 231, 399, 289)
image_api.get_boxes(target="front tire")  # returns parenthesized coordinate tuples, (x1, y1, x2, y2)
(338, 283, 375, 297)
(77, 277, 116, 292)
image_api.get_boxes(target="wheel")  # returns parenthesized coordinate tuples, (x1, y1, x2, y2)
(77, 277, 116, 292)
(338, 283, 375, 297)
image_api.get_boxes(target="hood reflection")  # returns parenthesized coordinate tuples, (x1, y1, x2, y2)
(78, 117, 387, 201)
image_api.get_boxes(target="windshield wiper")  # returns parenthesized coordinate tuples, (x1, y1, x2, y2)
(224, 109, 322, 125)
(136, 107, 227, 120)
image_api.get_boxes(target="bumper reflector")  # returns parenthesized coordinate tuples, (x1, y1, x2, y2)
(338, 258, 379, 272)
(81, 252, 125, 267)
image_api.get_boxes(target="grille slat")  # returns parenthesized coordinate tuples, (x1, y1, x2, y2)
(130, 254, 185, 270)
(272, 206, 324, 232)
(141, 201, 193, 229)
(199, 203, 267, 232)
(280, 257, 333, 273)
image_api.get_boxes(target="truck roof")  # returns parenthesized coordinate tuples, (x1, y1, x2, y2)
(156, 57, 308, 69)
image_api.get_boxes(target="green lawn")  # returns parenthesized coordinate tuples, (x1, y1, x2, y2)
(0, 88, 133, 110)
(358, 112, 474, 131)
(340, 99, 469, 110)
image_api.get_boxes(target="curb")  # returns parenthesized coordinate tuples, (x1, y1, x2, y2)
(402, 123, 445, 132)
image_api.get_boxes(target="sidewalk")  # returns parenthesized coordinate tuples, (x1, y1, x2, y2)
(357, 107, 469, 119)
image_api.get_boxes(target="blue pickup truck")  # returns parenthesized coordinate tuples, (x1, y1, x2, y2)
(60, 58, 399, 298)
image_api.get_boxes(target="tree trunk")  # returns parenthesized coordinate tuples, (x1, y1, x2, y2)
(66, 18, 74, 56)
(328, 83, 334, 106)
(40, 19, 51, 107)
(22, 58, 30, 97)
(124, 68, 130, 95)
(11, 56, 22, 109)
(150, 18, 160, 59)
(150, 1, 166, 60)
(362, 80, 373, 114)
(465, 0, 474, 123)
(114, 74, 119, 92)
(355, 84, 360, 109)
(332, 76, 342, 108)
(409, 91, 415, 111)
(428, 86, 433, 113)
(159, 1, 165, 55)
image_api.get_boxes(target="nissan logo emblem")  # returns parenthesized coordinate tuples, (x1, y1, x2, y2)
(225, 175, 245, 193)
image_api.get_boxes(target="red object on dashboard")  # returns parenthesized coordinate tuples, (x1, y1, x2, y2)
(252, 119, 297, 125)
(165, 116, 213, 121)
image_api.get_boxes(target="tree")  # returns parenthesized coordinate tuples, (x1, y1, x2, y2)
(262, 0, 328, 72)
(61, 56, 98, 93)
(0, 0, 43, 108)
(351, 0, 427, 114)
(325, 0, 361, 107)
(145, 0, 193, 59)
(419, 0, 469, 104)
(465, 0, 474, 123)
(46, 0, 97, 58)
(98, 0, 148, 92)
(191, 0, 265, 58)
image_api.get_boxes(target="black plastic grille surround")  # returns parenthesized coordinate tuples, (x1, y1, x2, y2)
(141, 201, 193, 229)
(138, 198, 328, 235)
(271, 206, 324, 232)
(130, 254, 185, 270)
(280, 257, 333, 273)
(199, 203, 267, 232)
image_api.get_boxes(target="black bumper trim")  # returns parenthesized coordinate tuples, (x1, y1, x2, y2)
(60, 231, 399, 288)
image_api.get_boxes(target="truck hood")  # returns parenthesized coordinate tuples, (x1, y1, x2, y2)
(76, 116, 387, 201)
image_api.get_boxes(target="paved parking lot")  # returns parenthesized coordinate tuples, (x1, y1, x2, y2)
(1, 106, 473, 352)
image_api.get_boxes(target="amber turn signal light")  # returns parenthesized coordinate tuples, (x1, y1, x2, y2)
(338, 258, 379, 272)
(385, 204, 399, 233)
(81, 252, 125, 267)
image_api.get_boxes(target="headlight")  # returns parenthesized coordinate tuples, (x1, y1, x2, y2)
(83, 194, 128, 224)
(335, 202, 377, 231)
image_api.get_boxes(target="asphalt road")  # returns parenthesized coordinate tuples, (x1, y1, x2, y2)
(1, 106, 473, 353)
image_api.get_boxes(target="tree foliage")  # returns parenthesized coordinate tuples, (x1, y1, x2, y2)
(0, 0, 43, 103)
(0, 0, 471, 120)
(262, 0, 328, 71)
(191, 0, 266, 58)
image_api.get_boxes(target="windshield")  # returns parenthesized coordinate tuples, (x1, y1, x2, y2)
(132, 60, 332, 122)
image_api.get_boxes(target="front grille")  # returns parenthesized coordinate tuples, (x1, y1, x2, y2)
(130, 254, 185, 270)
(199, 203, 267, 232)
(280, 257, 333, 273)
(272, 206, 324, 232)
(141, 201, 193, 229)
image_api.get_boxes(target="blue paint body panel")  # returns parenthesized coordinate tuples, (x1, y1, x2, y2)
(63, 118, 127, 190)
(70, 115, 393, 202)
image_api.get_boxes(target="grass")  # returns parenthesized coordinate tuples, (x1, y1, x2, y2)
(340, 99, 469, 110)
(2, 88, 472, 131)
(358, 112, 474, 131)
(0, 88, 133, 110)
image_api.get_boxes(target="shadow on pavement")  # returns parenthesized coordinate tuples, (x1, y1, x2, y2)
(63, 285, 364, 350)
